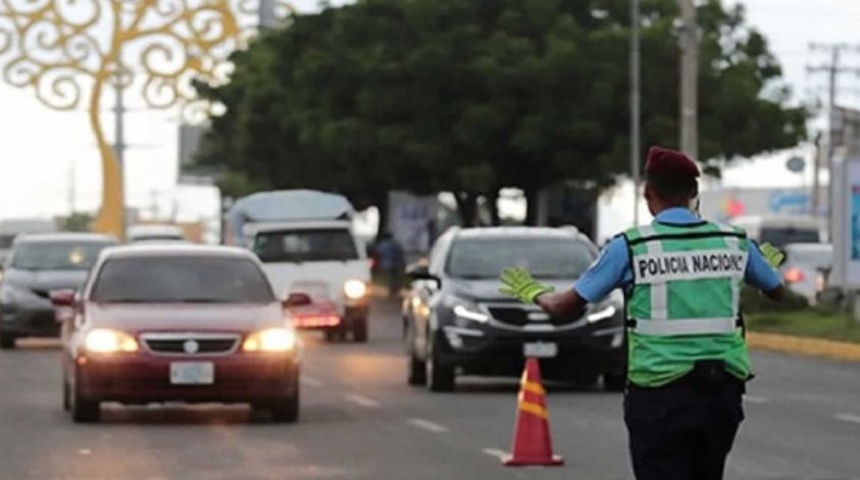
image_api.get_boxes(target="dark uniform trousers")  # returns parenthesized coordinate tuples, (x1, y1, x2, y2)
(623, 362, 745, 480)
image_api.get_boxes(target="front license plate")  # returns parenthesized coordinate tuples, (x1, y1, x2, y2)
(170, 362, 214, 385)
(523, 342, 558, 358)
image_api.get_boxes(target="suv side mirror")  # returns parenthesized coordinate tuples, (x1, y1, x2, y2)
(406, 263, 441, 288)
(50, 289, 76, 307)
(283, 292, 312, 308)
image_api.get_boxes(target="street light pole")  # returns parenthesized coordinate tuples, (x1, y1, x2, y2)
(678, 0, 699, 160)
(631, 0, 641, 224)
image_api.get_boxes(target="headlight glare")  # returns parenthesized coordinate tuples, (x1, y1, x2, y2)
(587, 305, 617, 323)
(344, 280, 367, 299)
(84, 328, 138, 353)
(243, 328, 296, 352)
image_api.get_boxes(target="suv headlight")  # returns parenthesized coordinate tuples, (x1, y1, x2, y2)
(344, 280, 367, 299)
(444, 296, 489, 323)
(587, 304, 617, 323)
(85, 329, 139, 353)
(243, 328, 297, 352)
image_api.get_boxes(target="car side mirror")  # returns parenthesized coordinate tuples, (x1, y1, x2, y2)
(406, 263, 441, 288)
(283, 292, 312, 308)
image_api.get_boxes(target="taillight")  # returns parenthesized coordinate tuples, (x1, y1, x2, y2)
(784, 268, 804, 283)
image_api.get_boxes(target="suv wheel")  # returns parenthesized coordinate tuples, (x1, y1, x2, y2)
(603, 372, 626, 392)
(426, 336, 454, 392)
(407, 351, 426, 386)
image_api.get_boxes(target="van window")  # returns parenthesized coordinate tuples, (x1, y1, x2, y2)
(759, 227, 820, 248)
(253, 228, 359, 263)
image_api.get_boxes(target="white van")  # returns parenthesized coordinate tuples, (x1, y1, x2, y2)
(224, 190, 372, 343)
(729, 215, 824, 248)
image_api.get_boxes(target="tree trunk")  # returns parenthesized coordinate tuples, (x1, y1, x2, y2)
(455, 191, 478, 227)
(374, 192, 389, 239)
(487, 189, 501, 225)
(524, 188, 539, 226)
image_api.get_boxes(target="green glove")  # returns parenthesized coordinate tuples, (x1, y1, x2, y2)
(498, 267, 555, 304)
(760, 242, 786, 268)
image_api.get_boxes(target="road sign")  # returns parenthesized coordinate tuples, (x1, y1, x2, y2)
(786, 156, 805, 173)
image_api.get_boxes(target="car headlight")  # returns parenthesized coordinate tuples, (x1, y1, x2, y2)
(344, 280, 367, 299)
(243, 328, 297, 352)
(587, 304, 617, 323)
(84, 328, 139, 353)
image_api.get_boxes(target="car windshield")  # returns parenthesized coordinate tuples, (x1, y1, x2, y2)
(89, 256, 276, 303)
(759, 227, 819, 248)
(252, 228, 359, 263)
(9, 241, 111, 271)
(446, 236, 596, 279)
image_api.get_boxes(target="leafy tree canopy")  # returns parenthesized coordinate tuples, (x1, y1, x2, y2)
(195, 0, 807, 224)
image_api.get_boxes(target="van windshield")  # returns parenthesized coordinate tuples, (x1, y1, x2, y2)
(252, 228, 359, 263)
(759, 227, 820, 248)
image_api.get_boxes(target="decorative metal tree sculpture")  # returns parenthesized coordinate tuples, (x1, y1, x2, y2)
(0, 0, 281, 238)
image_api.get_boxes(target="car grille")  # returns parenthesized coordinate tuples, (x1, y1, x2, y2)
(485, 305, 578, 328)
(140, 333, 240, 356)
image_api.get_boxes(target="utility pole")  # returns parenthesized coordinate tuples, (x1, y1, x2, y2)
(678, 0, 699, 161)
(113, 45, 128, 240)
(631, 0, 641, 224)
(67, 159, 76, 214)
(806, 42, 860, 240)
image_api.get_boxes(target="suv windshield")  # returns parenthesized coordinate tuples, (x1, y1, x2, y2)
(253, 228, 359, 263)
(9, 241, 111, 271)
(90, 256, 276, 303)
(446, 236, 596, 279)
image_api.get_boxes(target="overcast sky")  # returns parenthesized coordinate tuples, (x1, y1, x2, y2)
(0, 0, 858, 223)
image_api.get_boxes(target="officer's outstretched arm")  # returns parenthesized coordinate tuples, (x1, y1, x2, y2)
(536, 289, 588, 319)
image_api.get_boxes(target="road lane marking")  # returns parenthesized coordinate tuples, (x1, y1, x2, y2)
(835, 413, 860, 425)
(301, 376, 323, 387)
(744, 395, 769, 404)
(482, 448, 508, 460)
(78, 449, 92, 456)
(407, 418, 449, 433)
(343, 393, 380, 408)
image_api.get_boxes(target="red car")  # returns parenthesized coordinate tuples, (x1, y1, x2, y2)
(52, 244, 308, 424)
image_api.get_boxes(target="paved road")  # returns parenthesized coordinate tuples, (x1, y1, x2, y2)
(1, 300, 859, 479)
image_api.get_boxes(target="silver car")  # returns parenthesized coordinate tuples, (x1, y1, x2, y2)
(779, 242, 832, 305)
(0, 233, 118, 349)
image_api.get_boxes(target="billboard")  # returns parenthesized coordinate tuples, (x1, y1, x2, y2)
(387, 191, 440, 254)
(699, 187, 828, 223)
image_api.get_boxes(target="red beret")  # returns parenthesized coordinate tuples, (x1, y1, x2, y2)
(645, 146, 700, 178)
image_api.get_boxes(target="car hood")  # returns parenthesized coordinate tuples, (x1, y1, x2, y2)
(2, 268, 89, 292)
(446, 278, 578, 302)
(84, 302, 285, 333)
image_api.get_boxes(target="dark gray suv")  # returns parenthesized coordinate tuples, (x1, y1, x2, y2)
(402, 226, 626, 392)
(0, 233, 118, 349)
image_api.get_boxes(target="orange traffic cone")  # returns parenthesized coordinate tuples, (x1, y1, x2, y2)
(502, 358, 564, 466)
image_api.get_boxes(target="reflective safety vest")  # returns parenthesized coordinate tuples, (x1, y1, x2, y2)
(622, 221, 752, 388)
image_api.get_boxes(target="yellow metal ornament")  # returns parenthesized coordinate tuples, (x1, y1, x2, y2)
(0, 0, 291, 239)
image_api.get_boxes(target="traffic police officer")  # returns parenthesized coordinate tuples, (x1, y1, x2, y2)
(499, 146, 786, 480)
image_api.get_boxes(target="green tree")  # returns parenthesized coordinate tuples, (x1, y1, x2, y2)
(55, 212, 94, 232)
(195, 0, 806, 225)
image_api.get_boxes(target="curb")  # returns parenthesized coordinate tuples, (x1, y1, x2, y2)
(747, 332, 860, 362)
